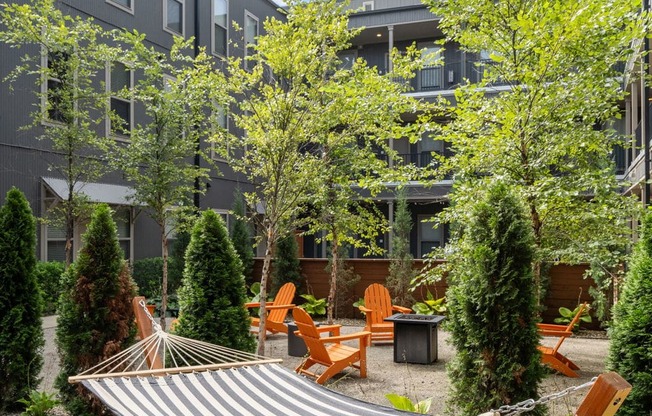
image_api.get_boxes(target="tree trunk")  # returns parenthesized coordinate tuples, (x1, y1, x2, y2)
(327, 232, 338, 325)
(65, 200, 74, 268)
(160, 229, 168, 331)
(529, 202, 543, 308)
(256, 227, 275, 356)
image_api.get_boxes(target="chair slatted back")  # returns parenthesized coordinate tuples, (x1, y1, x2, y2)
(268, 282, 296, 323)
(293, 307, 332, 365)
(364, 283, 394, 325)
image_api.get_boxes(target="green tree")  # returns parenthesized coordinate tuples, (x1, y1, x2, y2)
(223, 0, 433, 341)
(421, 0, 648, 311)
(230, 192, 255, 286)
(0, 188, 43, 412)
(446, 182, 543, 416)
(0, 0, 116, 266)
(110, 31, 227, 329)
(55, 204, 136, 415)
(607, 211, 652, 415)
(272, 234, 303, 297)
(174, 210, 255, 352)
(386, 186, 416, 307)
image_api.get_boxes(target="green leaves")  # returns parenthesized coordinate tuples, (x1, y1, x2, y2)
(385, 394, 433, 414)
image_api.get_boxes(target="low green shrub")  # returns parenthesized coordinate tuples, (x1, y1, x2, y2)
(299, 294, 327, 317)
(132, 257, 182, 299)
(17, 390, 59, 416)
(34, 261, 64, 315)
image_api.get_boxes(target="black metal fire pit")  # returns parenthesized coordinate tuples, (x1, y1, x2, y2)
(384, 313, 445, 364)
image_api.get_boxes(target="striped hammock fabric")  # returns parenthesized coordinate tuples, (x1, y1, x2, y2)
(81, 363, 418, 416)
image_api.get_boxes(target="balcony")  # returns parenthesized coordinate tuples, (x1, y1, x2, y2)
(395, 60, 508, 93)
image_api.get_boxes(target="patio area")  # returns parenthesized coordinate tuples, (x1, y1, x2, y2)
(40, 316, 610, 415)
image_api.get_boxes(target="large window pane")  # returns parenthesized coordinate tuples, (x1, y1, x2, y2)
(166, 0, 183, 34)
(111, 98, 131, 133)
(214, 26, 227, 56)
(111, 62, 129, 92)
(213, 0, 227, 56)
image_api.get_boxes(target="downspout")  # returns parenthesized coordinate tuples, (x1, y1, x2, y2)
(193, 0, 202, 208)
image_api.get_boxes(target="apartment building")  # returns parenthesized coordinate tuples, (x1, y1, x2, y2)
(0, 0, 284, 261)
(301, 0, 493, 259)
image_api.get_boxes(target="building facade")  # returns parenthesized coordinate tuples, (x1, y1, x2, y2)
(0, 0, 284, 261)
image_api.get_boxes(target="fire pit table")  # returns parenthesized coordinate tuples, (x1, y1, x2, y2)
(384, 313, 445, 364)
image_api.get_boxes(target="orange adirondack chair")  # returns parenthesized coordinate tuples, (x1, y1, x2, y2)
(358, 283, 411, 344)
(293, 307, 371, 384)
(245, 282, 296, 337)
(537, 302, 589, 377)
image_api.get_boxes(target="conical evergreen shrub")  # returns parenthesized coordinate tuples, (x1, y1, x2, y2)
(55, 204, 136, 415)
(446, 182, 543, 415)
(174, 210, 255, 352)
(607, 211, 652, 415)
(386, 187, 416, 307)
(271, 234, 303, 297)
(0, 188, 43, 412)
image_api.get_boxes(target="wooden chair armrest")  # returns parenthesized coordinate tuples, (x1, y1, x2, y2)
(265, 303, 295, 310)
(316, 324, 341, 336)
(359, 306, 372, 313)
(537, 323, 568, 331)
(392, 305, 412, 314)
(244, 302, 260, 309)
(320, 331, 371, 344)
(539, 329, 573, 338)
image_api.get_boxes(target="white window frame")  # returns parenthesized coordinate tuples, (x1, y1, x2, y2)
(106, 61, 134, 141)
(211, 104, 229, 161)
(244, 10, 259, 70)
(212, 0, 228, 57)
(106, 0, 134, 14)
(362, 1, 374, 11)
(113, 207, 134, 260)
(163, 0, 185, 37)
(212, 209, 230, 229)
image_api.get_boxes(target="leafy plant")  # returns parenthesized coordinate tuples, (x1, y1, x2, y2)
(17, 390, 59, 416)
(246, 282, 262, 316)
(385, 394, 432, 414)
(412, 292, 446, 315)
(554, 304, 591, 330)
(299, 294, 327, 317)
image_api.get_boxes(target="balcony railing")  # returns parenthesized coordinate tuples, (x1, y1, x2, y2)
(393, 60, 509, 93)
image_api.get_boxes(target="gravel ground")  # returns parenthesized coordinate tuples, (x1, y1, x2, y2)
(33, 316, 610, 416)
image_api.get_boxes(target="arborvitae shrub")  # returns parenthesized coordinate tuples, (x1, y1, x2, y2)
(446, 183, 543, 415)
(174, 210, 255, 352)
(271, 234, 303, 297)
(607, 211, 652, 415)
(386, 187, 416, 307)
(55, 204, 136, 415)
(0, 188, 43, 412)
(132, 257, 182, 299)
(34, 261, 65, 315)
(230, 195, 254, 285)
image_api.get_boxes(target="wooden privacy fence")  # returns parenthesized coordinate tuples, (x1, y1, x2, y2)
(252, 259, 600, 328)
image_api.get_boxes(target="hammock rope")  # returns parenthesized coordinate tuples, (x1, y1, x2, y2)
(68, 300, 281, 384)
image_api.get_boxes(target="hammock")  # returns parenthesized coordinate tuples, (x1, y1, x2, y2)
(69, 300, 418, 416)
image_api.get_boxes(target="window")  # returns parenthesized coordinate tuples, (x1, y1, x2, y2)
(418, 216, 442, 258)
(42, 50, 69, 123)
(244, 11, 258, 70)
(417, 41, 442, 90)
(338, 50, 357, 70)
(45, 222, 67, 262)
(108, 61, 133, 137)
(362, 1, 374, 11)
(164, 0, 184, 36)
(211, 105, 228, 160)
(107, 0, 133, 13)
(212, 0, 228, 56)
(113, 208, 132, 259)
